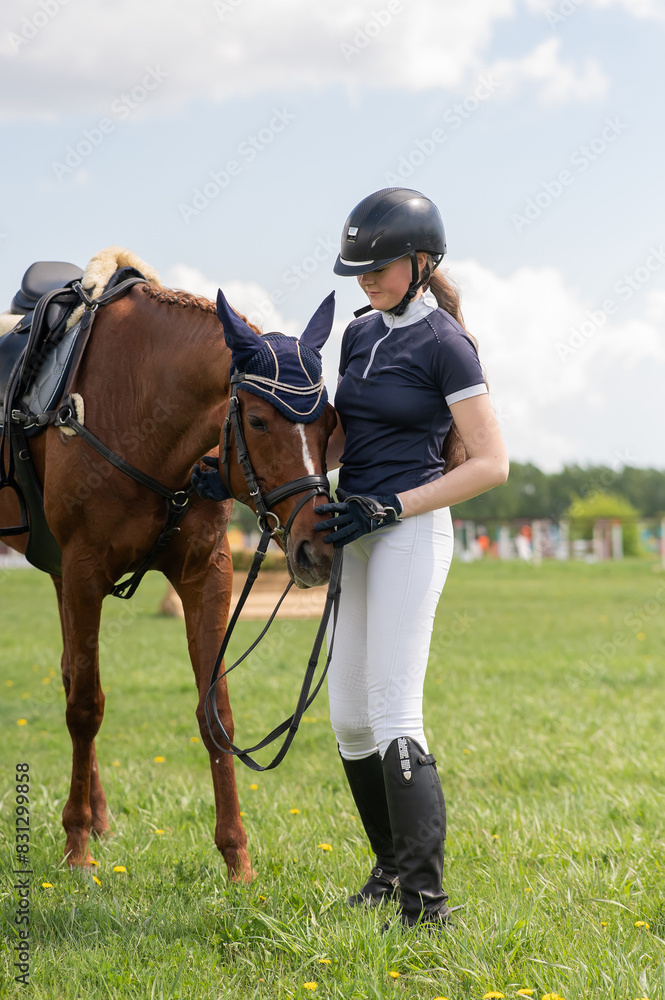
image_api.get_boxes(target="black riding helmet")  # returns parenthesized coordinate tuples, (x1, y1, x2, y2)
(334, 188, 446, 316)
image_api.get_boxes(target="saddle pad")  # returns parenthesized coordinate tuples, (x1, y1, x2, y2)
(0, 320, 81, 434)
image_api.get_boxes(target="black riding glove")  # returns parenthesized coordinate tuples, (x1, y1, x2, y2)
(191, 456, 232, 502)
(314, 489, 403, 547)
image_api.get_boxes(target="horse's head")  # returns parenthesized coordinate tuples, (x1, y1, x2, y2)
(217, 289, 337, 588)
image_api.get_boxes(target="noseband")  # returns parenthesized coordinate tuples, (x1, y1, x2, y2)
(219, 373, 331, 538)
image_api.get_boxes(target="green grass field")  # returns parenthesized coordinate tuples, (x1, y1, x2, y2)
(1, 559, 665, 999)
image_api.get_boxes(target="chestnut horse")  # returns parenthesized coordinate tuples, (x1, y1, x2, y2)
(0, 269, 337, 881)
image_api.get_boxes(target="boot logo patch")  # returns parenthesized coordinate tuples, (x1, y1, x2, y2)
(397, 737, 412, 782)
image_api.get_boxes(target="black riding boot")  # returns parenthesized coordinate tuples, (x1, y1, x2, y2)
(382, 736, 453, 926)
(340, 751, 400, 907)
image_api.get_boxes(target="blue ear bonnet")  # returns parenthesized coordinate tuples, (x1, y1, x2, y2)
(217, 288, 335, 424)
(234, 335, 328, 423)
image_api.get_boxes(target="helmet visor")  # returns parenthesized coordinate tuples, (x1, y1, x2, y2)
(333, 251, 407, 277)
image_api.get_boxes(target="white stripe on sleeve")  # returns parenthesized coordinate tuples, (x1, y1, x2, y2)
(445, 383, 488, 406)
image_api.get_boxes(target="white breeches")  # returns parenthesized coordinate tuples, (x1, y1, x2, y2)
(328, 507, 454, 760)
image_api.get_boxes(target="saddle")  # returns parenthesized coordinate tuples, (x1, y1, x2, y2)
(0, 263, 146, 574)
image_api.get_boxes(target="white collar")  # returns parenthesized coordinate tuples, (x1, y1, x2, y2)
(379, 290, 437, 330)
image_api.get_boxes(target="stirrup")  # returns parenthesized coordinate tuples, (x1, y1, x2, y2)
(347, 866, 399, 908)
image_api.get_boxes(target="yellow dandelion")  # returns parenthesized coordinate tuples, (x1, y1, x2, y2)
(318, 958, 331, 964)
(482, 993, 505, 999)
(517, 992, 534, 997)
(41, 882, 54, 888)
(432, 997, 451, 1000)
(259, 895, 267, 902)
(42, 677, 51, 684)
(303, 983, 317, 991)
(155, 829, 165, 835)
(250, 783, 258, 790)
(113, 866, 126, 873)
(634, 920, 649, 928)
(463, 748, 471, 754)
(600, 921, 608, 927)
(525, 887, 532, 892)
(90, 859, 99, 866)
(17, 719, 27, 726)
(6, 679, 14, 686)
(542, 994, 566, 1000)
(636, 632, 646, 641)
(290, 808, 301, 815)
(21, 692, 30, 699)
(92, 875, 102, 886)
(317, 843, 333, 851)
(112, 761, 120, 767)
(492, 834, 500, 840)
(389, 970, 401, 978)
(154, 756, 165, 763)
(240, 811, 245, 817)
(190, 736, 199, 743)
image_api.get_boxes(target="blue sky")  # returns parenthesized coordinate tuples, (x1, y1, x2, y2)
(1, 0, 663, 470)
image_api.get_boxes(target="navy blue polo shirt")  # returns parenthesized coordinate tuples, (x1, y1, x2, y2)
(335, 296, 487, 495)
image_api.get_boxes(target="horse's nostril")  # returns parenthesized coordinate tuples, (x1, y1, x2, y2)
(295, 540, 314, 570)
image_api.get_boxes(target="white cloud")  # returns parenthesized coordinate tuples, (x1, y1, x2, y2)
(489, 38, 609, 103)
(0, 0, 608, 119)
(165, 263, 298, 334)
(447, 258, 665, 467)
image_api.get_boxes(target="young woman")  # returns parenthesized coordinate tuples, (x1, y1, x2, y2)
(313, 187, 509, 927)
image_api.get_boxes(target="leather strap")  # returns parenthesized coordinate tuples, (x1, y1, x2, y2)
(204, 544, 343, 771)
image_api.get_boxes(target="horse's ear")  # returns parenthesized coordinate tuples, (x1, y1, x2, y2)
(300, 291, 335, 351)
(216, 289, 264, 367)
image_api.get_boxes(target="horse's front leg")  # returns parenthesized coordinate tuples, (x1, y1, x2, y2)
(56, 561, 108, 866)
(52, 576, 111, 841)
(167, 530, 253, 883)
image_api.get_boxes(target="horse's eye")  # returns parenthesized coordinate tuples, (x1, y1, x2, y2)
(248, 415, 268, 432)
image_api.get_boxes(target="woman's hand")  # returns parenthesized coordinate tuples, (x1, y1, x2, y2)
(314, 490, 402, 546)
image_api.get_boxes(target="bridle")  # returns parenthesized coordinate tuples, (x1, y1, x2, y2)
(204, 372, 342, 772)
(219, 373, 331, 539)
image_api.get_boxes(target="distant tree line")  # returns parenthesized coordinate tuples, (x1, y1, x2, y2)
(451, 463, 665, 522)
(226, 462, 665, 534)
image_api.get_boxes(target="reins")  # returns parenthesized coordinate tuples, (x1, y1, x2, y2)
(204, 537, 342, 772)
(203, 374, 342, 770)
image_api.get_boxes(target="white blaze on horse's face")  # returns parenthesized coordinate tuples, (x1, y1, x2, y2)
(296, 423, 316, 477)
